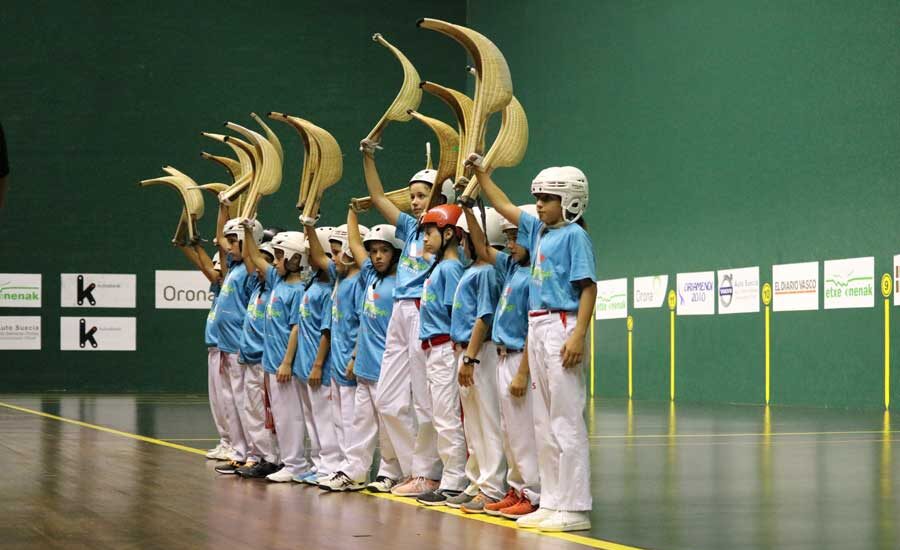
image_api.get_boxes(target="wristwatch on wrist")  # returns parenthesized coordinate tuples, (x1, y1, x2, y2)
(462, 356, 480, 366)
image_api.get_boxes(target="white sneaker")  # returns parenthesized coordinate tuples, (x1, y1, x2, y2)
(319, 471, 365, 491)
(366, 476, 397, 493)
(266, 468, 296, 483)
(537, 510, 591, 532)
(205, 442, 231, 460)
(205, 443, 223, 460)
(516, 507, 557, 528)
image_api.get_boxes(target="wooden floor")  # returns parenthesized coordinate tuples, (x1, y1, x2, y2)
(1, 395, 898, 549)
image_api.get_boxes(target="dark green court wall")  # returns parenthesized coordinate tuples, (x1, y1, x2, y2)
(5, 1, 900, 410)
(467, 0, 900, 408)
(0, 1, 466, 392)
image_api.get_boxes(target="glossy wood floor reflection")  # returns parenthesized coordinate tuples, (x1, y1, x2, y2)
(2, 395, 899, 549)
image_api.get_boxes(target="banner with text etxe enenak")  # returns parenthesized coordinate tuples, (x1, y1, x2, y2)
(0, 274, 42, 308)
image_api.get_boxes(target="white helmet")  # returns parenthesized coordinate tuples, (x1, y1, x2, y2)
(259, 242, 275, 260)
(329, 224, 369, 248)
(331, 224, 369, 263)
(364, 224, 404, 251)
(315, 226, 335, 256)
(271, 231, 309, 269)
(530, 166, 589, 224)
(223, 217, 264, 244)
(500, 204, 538, 231)
(409, 168, 455, 204)
(457, 207, 505, 247)
(212, 251, 222, 270)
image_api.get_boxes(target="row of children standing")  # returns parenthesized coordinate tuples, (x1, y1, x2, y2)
(184, 144, 597, 533)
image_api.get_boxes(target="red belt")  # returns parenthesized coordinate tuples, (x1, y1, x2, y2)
(421, 334, 451, 350)
(528, 309, 569, 328)
(414, 298, 421, 310)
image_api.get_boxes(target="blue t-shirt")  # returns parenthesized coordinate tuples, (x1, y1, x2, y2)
(239, 276, 271, 365)
(213, 259, 256, 353)
(204, 282, 221, 348)
(394, 212, 433, 300)
(492, 251, 530, 350)
(451, 264, 499, 344)
(262, 267, 304, 375)
(329, 269, 364, 387)
(356, 260, 397, 382)
(518, 212, 597, 312)
(419, 258, 464, 340)
(294, 278, 334, 384)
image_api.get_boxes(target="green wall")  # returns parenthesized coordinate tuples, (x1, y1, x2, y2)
(0, 1, 466, 392)
(5, 1, 900, 409)
(467, 0, 900, 408)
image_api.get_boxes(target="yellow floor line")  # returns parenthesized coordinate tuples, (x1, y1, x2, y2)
(0, 400, 643, 550)
(0, 401, 207, 457)
(589, 429, 900, 440)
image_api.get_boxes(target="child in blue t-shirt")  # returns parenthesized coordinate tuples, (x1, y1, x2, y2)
(319, 211, 405, 492)
(443, 207, 506, 513)
(474, 162, 597, 533)
(175, 242, 231, 461)
(212, 207, 264, 474)
(233, 238, 281, 479)
(360, 145, 452, 497)
(414, 204, 468, 504)
(251, 230, 313, 483)
(304, 221, 367, 485)
(293, 225, 342, 485)
(463, 204, 541, 520)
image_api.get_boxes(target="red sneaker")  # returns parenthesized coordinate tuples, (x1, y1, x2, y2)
(500, 496, 538, 519)
(485, 488, 519, 517)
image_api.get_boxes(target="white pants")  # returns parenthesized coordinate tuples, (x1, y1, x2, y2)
(331, 383, 357, 465)
(497, 350, 540, 505)
(243, 364, 278, 464)
(267, 373, 310, 475)
(425, 341, 467, 492)
(375, 299, 441, 479)
(344, 379, 403, 482)
(299, 381, 342, 475)
(207, 347, 230, 445)
(528, 313, 592, 512)
(458, 343, 507, 500)
(221, 352, 249, 461)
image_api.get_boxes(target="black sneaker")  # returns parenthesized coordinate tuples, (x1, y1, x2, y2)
(241, 460, 281, 479)
(417, 489, 460, 506)
(235, 461, 259, 477)
(215, 460, 244, 475)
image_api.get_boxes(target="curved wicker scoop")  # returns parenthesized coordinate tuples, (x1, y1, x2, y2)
(298, 120, 343, 223)
(224, 121, 283, 219)
(202, 132, 254, 212)
(408, 109, 460, 209)
(458, 95, 529, 203)
(362, 33, 423, 146)
(417, 19, 512, 180)
(139, 166, 205, 244)
(269, 112, 320, 210)
(420, 80, 475, 209)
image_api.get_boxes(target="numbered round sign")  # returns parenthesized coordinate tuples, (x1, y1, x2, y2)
(667, 289, 676, 311)
(761, 283, 772, 306)
(881, 273, 892, 298)
(626, 315, 634, 331)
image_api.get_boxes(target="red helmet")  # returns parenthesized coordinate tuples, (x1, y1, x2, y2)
(420, 204, 463, 229)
